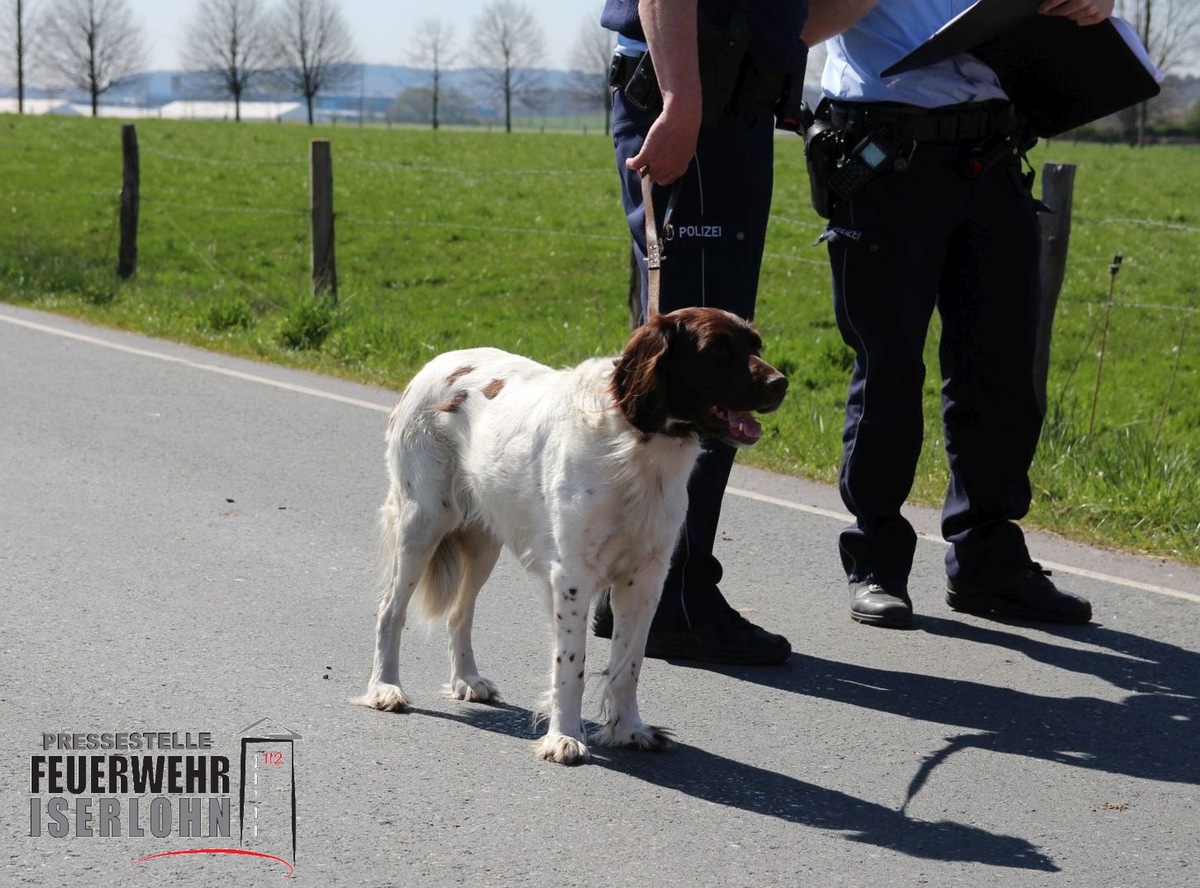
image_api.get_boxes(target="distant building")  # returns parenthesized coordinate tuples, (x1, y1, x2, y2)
(0, 98, 76, 115)
(157, 101, 305, 122)
(0, 98, 306, 122)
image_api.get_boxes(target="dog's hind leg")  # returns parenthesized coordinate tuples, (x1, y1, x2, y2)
(532, 570, 596, 765)
(353, 490, 452, 713)
(592, 574, 674, 751)
(444, 524, 503, 704)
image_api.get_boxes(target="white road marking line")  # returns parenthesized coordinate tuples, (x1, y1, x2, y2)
(4, 308, 1196, 603)
(726, 487, 853, 524)
(0, 312, 392, 413)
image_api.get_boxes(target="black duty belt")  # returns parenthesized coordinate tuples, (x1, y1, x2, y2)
(827, 100, 1020, 143)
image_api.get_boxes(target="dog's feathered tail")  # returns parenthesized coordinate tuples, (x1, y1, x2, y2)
(378, 490, 464, 623)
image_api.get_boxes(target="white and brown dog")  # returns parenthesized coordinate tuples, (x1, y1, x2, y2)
(355, 307, 787, 764)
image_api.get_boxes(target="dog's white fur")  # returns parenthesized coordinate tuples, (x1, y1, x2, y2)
(354, 347, 687, 763)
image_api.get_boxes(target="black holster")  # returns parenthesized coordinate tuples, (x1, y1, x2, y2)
(803, 102, 845, 219)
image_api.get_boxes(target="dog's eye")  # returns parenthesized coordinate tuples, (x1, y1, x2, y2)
(700, 340, 738, 362)
(707, 336, 759, 362)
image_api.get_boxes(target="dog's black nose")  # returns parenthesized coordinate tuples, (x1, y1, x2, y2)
(756, 372, 787, 412)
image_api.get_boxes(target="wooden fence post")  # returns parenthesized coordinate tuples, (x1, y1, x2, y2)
(117, 124, 139, 279)
(1034, 162, 1076, 415)
(309, 139, 337, 301)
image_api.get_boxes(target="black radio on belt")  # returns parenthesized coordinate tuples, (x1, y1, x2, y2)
(829, 130, 898, 200)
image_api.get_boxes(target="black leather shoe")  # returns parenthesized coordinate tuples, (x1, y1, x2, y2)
(593, 595, 791, 666)
(946, 563, 1092, 624)
(849, 579, 913, 628)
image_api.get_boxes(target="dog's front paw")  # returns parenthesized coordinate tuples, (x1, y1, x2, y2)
(446, 676, 503, 704)
(352, 683, 411, 712)
(592, 722, 675, 751)
(533, 733, 591, 765)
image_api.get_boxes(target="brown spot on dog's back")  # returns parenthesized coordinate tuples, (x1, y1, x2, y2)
(482, 378, 506, 399)
(430, 389, 469, 413)
(446, 365, 475, 386)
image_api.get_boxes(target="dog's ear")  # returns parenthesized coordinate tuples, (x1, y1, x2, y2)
(611, 316, 673, 434)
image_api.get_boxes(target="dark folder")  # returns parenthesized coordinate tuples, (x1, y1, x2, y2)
(880, 1, 1161, 137)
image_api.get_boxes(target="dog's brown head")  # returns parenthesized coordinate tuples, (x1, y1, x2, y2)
(610, 307, 788, 447)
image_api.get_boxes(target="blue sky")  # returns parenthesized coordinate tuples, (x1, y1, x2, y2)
(127, 0, 601, 72)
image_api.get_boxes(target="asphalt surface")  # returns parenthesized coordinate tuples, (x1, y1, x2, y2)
(2, 303, 1197, 888)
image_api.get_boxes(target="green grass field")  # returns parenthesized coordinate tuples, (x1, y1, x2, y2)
(2, 114, 1197, 563)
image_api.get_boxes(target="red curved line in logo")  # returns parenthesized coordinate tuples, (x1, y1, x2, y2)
(130, 848, 294, 878)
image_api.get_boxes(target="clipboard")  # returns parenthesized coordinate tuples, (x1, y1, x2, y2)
(880, 2, 1162, 136)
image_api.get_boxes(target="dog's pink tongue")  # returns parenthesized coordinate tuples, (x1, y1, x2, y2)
(730, 411, 763, 445)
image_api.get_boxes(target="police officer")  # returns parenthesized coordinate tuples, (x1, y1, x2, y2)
(812, 0, 1112, 628)
(592, 0, 809, 665)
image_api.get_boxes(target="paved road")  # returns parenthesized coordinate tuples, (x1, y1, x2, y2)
(2, 303, 1197, 888)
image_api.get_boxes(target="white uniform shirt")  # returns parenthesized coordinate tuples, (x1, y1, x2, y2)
(821, 0, 1010, 107)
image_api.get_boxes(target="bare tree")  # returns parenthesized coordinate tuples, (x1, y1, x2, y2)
(472, 0, 546, 133)
(182, 0, 270, 122)
(40, 0, 145, 116)
(1, 0, 40, 113)
(270, 0, 356, 125)
(1118, 0, 1200, 143)
(1121, 0, 1200, 73)
(567, 10, 615, 135)
(409, 18, 455, 130)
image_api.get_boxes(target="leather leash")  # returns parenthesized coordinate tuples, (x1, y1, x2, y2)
(641, 171, 683, 319)
(640, 171, 662, 319)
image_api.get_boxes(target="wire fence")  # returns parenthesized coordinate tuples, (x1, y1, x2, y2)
(92, 142, 634, 267)
(5, 141, 1195, 323)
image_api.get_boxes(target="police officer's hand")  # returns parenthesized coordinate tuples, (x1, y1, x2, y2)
(626, 97, 702, 186)
(1038, 0, 1115, 26)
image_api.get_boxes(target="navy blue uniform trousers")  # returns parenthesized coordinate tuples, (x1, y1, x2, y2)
(826, 140, 1044, 587)
(612, 89, 776, 627)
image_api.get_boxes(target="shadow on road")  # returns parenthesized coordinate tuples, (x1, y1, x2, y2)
(415, 702, 1058, 871)
(692, 614, 1198, 827)
(701, 617, 1199, 793)
(404, 616, 1197, 871)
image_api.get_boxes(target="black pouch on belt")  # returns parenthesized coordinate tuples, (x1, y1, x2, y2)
(621, 52, 662, 115)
